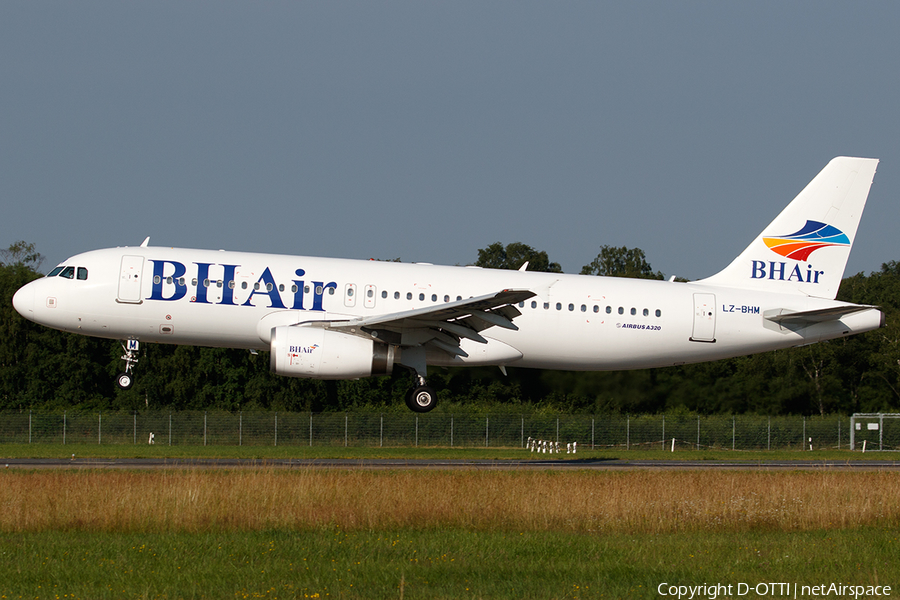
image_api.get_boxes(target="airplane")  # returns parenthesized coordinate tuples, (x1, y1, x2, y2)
(12, 157, 884, 412)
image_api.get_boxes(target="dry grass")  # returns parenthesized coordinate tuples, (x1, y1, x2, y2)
(1, 469, 898, 534)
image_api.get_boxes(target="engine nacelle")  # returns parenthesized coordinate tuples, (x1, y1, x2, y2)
(269, 326, 395, 379)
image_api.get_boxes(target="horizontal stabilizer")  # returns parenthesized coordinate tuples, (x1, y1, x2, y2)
(764, 305, 879, 326)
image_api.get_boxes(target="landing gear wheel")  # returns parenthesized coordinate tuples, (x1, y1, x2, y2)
(118, 340, 139, 391)
(406, 386, 438, 413)
(116, 373, 134, 390)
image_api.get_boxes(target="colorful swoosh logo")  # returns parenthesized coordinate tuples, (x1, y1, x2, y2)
(763, 220, 850, 261)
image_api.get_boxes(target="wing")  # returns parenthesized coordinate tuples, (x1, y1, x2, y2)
(303, 289, 536, 358)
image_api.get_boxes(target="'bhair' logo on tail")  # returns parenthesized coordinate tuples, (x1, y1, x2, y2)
(762, 220, 850, 262)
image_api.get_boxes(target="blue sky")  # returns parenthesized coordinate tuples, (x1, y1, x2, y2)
(2, 2, 898, 280)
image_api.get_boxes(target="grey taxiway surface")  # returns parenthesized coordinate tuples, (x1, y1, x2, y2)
(2, 458, 898, 470)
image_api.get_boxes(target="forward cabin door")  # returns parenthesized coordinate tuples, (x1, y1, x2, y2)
(690, 293, 716, 342)
(117, 255, 144, 304)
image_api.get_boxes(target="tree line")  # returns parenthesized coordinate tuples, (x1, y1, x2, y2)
(1, 241, 898, 415)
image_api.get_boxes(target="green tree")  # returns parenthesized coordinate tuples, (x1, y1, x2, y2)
(580, 245, 664, 280)
(3, 239, 899, 416)
(475, 242, 562, 272)
(0, 241, 44, 270)
(837, 262, 900, 411)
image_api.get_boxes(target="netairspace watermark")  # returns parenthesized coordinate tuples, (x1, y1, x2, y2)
(657, 582, 892, 599)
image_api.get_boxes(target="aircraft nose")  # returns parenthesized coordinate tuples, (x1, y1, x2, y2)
(12, 283, 35, 320)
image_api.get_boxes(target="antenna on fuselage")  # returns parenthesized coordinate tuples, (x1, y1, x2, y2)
(140, 236, 150, 247)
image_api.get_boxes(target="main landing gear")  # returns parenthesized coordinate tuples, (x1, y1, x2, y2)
(405, 374, 437, 413)
(116, 339, 139, 390)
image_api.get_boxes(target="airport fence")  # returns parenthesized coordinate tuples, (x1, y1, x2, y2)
(0, 411, 894, 451)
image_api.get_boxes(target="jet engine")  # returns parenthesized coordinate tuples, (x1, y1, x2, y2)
(269, 326, 395, 379)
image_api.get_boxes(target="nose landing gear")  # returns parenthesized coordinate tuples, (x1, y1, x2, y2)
(116, 339, 139, 390)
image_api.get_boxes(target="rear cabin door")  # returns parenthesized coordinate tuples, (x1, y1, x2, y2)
(690, 293, 716, 342)
(117, 255, 144, 304)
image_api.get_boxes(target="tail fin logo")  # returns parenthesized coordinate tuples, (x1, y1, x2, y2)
(762, 220, 850, 262)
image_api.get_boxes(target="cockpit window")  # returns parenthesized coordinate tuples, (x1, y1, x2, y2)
(47, 266, 64, 277)
(77, 267, 88, 280)
(60, 266, 75, 279)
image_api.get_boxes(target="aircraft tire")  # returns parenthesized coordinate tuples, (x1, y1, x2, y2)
(116, 373, 134, 390)
(406, 386, 437, 413)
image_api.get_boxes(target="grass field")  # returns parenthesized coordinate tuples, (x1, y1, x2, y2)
(1, 528, 896, 599)
(0, 466, 899, 599)
(0, 446, 898, 599)
(3, 469, 900, 533)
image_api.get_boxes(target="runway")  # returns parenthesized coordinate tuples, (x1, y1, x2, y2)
(2, 457, 898, 470)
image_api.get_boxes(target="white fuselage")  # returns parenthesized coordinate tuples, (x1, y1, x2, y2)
(12, 246, 884, 372)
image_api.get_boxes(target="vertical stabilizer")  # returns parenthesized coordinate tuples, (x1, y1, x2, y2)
(699, 157, 878, 299)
